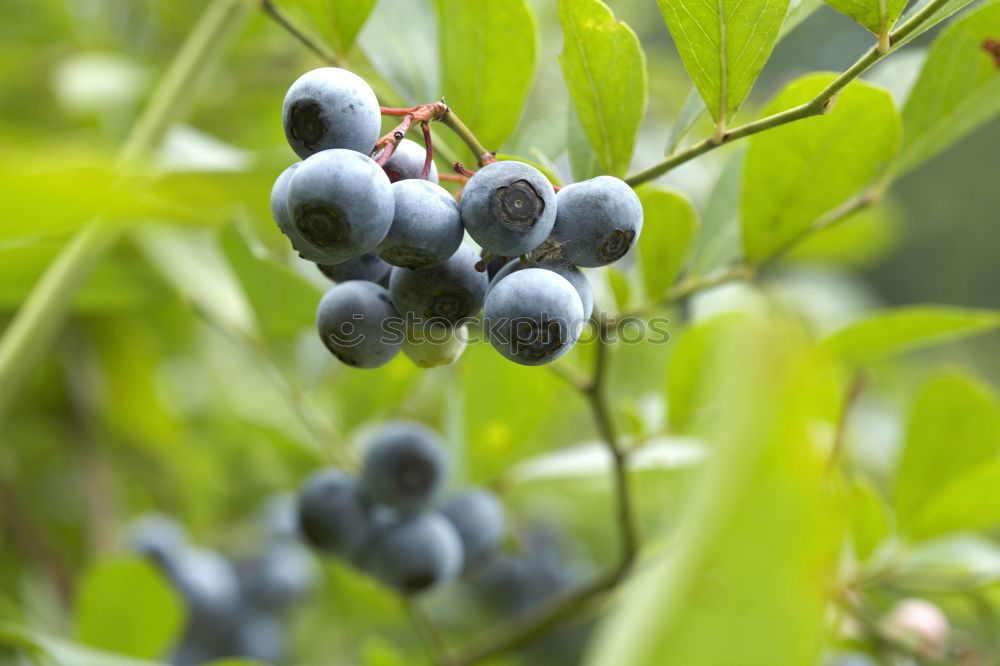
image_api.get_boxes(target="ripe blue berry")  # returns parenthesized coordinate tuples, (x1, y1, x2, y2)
(236, 542, 317, 612)
(360, 512, 464, 594)
(378, 138, 439, 183)
(234, 612, 286, 663)
(128, 513, 188, 567)
(284, 149, 393, 264)
(537, 176, 643, 267)
(270, 162, 299, 240)
(282, 67, 381, 158)
(376, 179, 463, 269)
(484, 268, 585, 365)
(361, 420, 448, 512)
(389, 244, 488, 326)
(460, 161, 557, 256)
(317, 252, 391, 285)
(164, 546, 242, 624)
(440, 488, 505, 571)
(316, 280, 402, 368)
(297, 469, 374, 559)
(489, 260, 594, 319)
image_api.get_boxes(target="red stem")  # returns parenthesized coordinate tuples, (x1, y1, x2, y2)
(421, 121, 433, 180)
(374, 113, 413, 166)
(453, 162, 477, 178)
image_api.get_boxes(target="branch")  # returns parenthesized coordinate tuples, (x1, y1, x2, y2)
(258, 0, 339, 65)
(615, 179, 883, 321)
(192, 304, 357, 470)
(583, 327, 640, 566)
(764, 184, 885, 264)
(625, 0, 953, 187)
(404, 599, 449, 663)
(446, 322, 639, 666)
(438, 111, 496, 167)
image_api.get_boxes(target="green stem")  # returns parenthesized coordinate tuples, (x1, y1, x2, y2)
(625, 0, 952, 187)
(446, 324, 638, 666)
(0, 0, 251, 425)
(439, 111, 494, 167)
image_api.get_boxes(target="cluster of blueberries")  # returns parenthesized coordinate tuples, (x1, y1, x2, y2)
(129, 422, 589, 664)
(296, 420, 505, 595)
(270, 67, 644, 368)
(129, 497, 317, 666)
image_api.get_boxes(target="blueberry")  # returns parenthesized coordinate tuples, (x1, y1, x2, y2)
(317, 252, 392, 285)
(257, 493, 301, 542)
(489, 259, 594, 319)
(471, 527, 576, 616)
(402, 322, 468, 368)
(459, 161, 557, 256)
(481, 251, 509, 281)
(377, 138, 439, 183)
(282, 67, 381, 158)
(128, 513, 188, 567)
(535, 176, 643, 267)
(484, 268, 585, 365)
(439, 488, 505, 571)
(270, 162, 299, 239)
(234, 612, 286, 663)
(376, 179, 463, 269)
(297, 469, 373, 559)
(316, 280, 402, 368)
(361, 420, 448, 512)
(165, 546, 242, 624)
(389, 244, 488, 326)
(285, 149, 394, 263)
(236, 542, 318, 612)
(360, 512, 464, 595)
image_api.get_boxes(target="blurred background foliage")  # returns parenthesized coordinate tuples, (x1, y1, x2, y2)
(1, 0, 1000, 665)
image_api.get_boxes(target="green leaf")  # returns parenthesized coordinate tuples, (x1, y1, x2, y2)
(219, 224, 320, 342)
(665, 89, 707, 154)
(76, 557, 182, 659)
(894, 0, 1000, 175)
(895, 371, 1000, 533)
(657, 0, 791, 128)
(818, 306, 1000, 363)
(909, 461, 1000, 539)
(741, 75, 900, 263)
(824, 0, 908, 41)
(844, 478, 890, 561)
(436, 0, 537, 155)
(666, 313, 744, 432)
(690, 152, 744, 276)
(893, 0, 982, 50)
(204, 660, 269, 666)
(589, 318, 837, 666)
(281, 0, 378, 54)
(494, 153, 562, 186)
(608, 266, 633, 311)
(567, 106, 604, 182)
(133, 226, 257, 335)
(0, 622, 165, 666)
(362, 635, 412, 666)
(559, 0, 647, 177)
(782, 0, 825, 37)
(781, 200, 899, 267)
(0, 241, 162, 313)
(637, 188, 698, 301)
